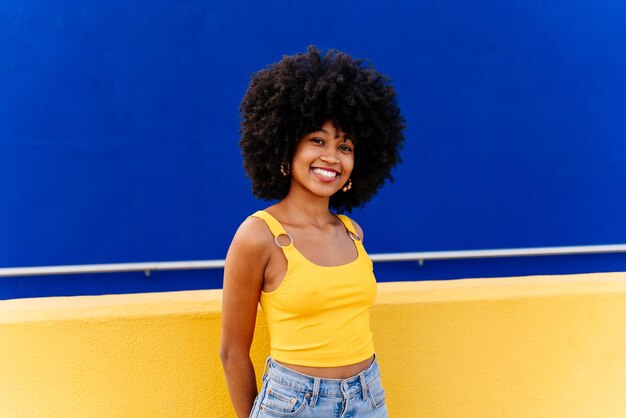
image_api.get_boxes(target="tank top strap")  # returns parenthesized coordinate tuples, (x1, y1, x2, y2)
(249, 210, 289, 238)
(336, 214, 363, 242)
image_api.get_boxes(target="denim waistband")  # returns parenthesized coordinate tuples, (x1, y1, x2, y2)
(262, 355, 380, 404)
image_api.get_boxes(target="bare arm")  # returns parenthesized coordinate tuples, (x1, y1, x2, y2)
(220, 218, 269, 418)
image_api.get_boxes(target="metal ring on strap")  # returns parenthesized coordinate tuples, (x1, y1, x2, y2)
(348, 231, 361, 241)
(274, 233, 294, 248)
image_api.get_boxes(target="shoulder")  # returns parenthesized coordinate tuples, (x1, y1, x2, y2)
(340, 215, 365, 241)
(227, 215, 273, 260)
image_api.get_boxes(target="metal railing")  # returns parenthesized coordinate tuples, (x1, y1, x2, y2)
(1, 244, 626, 278)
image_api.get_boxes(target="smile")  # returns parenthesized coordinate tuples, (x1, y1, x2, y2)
(311, 168, 340, 181)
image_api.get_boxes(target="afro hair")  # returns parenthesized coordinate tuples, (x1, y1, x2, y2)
(239, 46, 405, 212)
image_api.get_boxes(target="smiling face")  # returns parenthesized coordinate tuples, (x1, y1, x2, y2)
(288, 120, 355, 200)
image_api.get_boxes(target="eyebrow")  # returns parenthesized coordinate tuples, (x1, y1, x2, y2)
(319, 128, 353, 142)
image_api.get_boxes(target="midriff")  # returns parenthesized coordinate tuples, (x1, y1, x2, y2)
(275, 355, 375, 379)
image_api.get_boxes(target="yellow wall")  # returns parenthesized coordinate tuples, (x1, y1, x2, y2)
(1, 272, 626, 417)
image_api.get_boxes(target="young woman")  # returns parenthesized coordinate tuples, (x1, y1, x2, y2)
(220, 46, 405, 418)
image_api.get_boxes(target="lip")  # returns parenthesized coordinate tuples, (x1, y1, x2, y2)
(310, 167, 341, 183)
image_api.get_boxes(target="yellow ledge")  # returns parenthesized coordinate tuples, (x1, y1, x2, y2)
(1, 272, 626, 417)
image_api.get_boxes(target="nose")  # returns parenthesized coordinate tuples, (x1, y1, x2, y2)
(319, 151, 339, 164)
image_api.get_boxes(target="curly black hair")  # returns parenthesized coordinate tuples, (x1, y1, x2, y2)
(240, 46, 405, 213)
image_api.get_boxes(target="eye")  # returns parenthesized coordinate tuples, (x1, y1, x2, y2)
(339, 144, 353, 152)
(310, 137, 325, 145)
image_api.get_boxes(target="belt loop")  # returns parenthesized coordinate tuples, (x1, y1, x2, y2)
(358, 372, 368, 401)
(309, 378, 320, 406)
(262, 356, 272, 381)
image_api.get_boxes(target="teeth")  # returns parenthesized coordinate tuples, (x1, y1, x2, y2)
(313, 168, 338, 179)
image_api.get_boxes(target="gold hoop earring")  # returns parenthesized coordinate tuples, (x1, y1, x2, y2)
(280, 162, 290, 177)
(342, 178, 352, 192)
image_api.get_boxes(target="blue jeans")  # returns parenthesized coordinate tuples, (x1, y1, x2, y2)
(249, 355, 388, 418)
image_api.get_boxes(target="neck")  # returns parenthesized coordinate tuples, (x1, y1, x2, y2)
(278, 188, 334, 225)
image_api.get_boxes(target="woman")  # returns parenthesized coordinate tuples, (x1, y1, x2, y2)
(220, 46, 405, 418)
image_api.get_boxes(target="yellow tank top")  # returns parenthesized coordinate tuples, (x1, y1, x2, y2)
(250, 210, 377, 367)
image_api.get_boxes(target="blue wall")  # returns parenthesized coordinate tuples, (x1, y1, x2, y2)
(2, 0, 626, 299)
